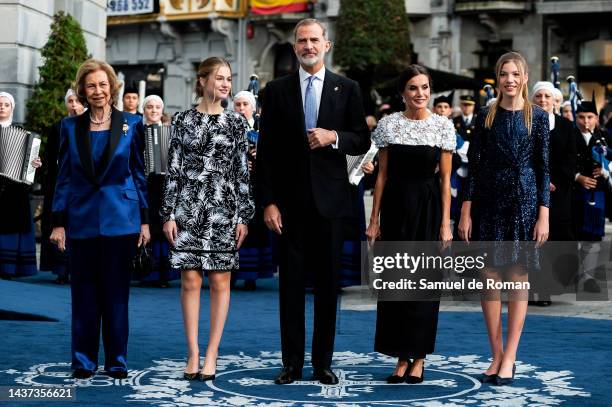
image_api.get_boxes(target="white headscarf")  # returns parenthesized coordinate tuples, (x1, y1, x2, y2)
(532, 81, 555, 98)
(65, 88, 76, 104)
(0, 91, 15, 127)
(143, 94, 164, 110)
(142, 95, 164, 125)
(234, 91, 256, 113)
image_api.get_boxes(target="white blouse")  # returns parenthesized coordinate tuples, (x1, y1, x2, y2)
(372, 111, 456, 151)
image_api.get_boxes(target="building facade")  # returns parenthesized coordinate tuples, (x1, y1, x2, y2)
(0, 0, 107, 123)
(408, 0, 612, 108)
(106, 0, 329, 113)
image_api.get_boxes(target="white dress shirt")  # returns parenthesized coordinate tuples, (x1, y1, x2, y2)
(299, 65, 339, 148)
(548, 112, 555, 131)
(299, 65, 325, 114)
(462, 114, 473, 125)
(575, 131, 597, 181)
(582, 131, 592, 146)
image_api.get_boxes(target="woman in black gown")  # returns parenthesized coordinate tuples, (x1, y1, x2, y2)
(366, 65, 455, 384)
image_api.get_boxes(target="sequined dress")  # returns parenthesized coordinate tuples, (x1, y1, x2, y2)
(464, 106, 550, 268)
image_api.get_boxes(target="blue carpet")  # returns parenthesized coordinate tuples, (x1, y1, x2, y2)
(0, 275, 609, 406)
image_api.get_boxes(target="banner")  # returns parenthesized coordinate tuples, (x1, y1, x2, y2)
(250, 0, 310, 15)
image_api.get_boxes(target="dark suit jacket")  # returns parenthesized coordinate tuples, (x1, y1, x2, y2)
(453, 114, 477, 142)
(257, 69, 370, 219)
(549, 115, 576, 231)
(574, 127, 612, 185)
(52, 108, 149, 238)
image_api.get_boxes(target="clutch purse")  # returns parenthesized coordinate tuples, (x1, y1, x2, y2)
(132, 245, 153, 280)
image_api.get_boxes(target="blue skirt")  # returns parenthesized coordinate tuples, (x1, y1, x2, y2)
(0, 222, 37, 277)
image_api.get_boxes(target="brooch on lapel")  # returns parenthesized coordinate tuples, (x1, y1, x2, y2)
(334, 86, 341, 92)
(122, 123, 129, 135)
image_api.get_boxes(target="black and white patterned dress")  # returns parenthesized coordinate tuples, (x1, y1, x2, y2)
(160, 108, 255, 271)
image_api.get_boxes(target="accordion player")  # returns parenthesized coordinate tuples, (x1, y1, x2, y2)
(144, 123, 171, 175)
(0, 125, 41, 185)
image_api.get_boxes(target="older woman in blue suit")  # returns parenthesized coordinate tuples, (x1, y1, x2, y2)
(50, 59, 150, 380)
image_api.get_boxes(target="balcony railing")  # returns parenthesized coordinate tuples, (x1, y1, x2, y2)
(454, 0, 532, 13)
(536, 0, 612, 14)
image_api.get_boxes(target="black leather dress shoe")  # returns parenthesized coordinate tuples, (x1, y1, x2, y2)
(72, 369, 94, 379)
(274, 366, 302, 384)
(106, 370, 128, 379)
(583, 278, 601, 293)
(313, 368, 339, 385)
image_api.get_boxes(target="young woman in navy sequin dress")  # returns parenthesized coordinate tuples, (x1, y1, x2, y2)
(458, 52, 550, 386)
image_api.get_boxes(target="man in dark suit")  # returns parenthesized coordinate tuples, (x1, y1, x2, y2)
(256, 18, 370, 385)
(453, 95, 477, 142)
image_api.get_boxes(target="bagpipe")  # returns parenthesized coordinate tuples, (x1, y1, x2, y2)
(550, 56, 560, 89)
(588, 134, 611, 205)
(247, 74, 260, 111)
(483, 84, 495, 105)
(567, 75, 583, 125)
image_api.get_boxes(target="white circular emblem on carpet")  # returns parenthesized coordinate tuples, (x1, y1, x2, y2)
(5, 352, 590, 406)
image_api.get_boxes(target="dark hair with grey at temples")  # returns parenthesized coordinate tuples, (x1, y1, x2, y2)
(397, 64, 432, 95)
(293, 18, 329, 42)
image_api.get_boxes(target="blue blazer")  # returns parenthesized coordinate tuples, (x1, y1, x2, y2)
(52, 108, 149, 239)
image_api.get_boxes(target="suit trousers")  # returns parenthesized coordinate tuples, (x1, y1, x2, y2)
(69, 234, 137, 372)
(277, 205, 344, 371)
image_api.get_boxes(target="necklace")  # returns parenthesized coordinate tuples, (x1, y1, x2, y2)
(90, 110, 111, 125)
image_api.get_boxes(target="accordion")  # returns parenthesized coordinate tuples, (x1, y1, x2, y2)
(0, 125, 41, 184)
(144, 124, 171, 175)
(346, 144, 379, 186)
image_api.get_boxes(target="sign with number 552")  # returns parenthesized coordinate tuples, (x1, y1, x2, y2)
(107, 0, 155, 15)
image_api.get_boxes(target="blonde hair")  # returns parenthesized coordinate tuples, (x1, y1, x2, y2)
(485, 52, 533, 135)
(74, 59, 121, 106)
(195, 57, 232, 101)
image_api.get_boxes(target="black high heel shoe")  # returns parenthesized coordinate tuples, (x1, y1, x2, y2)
(478, 372, 498, 384)
(198, 361, 217, 382)
(198, 372, 216, 381)
(183, 371, 198, 380)
(386, 360, 412, 384)
(494, 364, 516, 386)
(405, 362, 425, 384)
